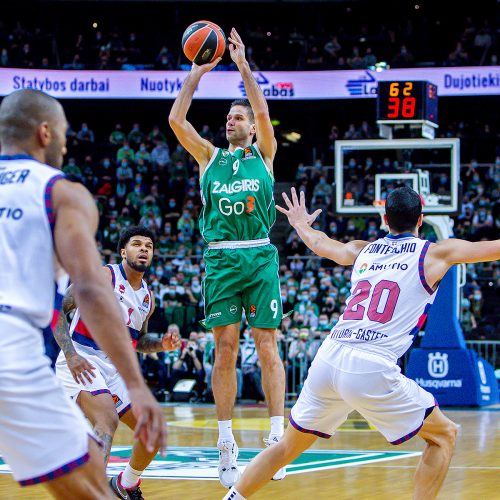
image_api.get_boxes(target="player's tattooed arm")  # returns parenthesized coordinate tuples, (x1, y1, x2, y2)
(53, 285, 78, 358)
(136, 300, 182, 353)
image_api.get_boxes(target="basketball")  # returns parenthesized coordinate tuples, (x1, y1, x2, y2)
(181, 20, 226, 65)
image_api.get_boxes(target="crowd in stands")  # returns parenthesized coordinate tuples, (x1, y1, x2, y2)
(0, 5, 497, 71)
(50, 114, 499, 402)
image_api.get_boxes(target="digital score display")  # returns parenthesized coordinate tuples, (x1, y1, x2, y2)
(376, 81, 438, 125)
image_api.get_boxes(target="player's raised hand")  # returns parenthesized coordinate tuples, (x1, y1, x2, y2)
(228, 28, 246, 66)
(276, 187, 322, 228)
(191, 57, 222, 76)
(129, 385, 167, 455)
(161, 331, 182, 351)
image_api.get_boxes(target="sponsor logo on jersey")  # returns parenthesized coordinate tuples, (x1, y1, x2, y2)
(229, 304, 238, 314)
(119, 284, 126, 294)
(142, 294, 150, 308)
(218, 157, 228, 166)
(208, 311, 222, 319)
(242, 147, 256, 160)
(369, 262, 408, 271)
(359, 263, 368, 274)
(212, 179, 260, 195)
(112, 394, 122, 408)
(249, 304, 257, 318)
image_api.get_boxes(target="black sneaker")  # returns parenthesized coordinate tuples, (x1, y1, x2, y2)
(109, 472, 144, 500)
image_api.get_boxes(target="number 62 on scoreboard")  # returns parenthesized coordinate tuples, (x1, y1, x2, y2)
(376, 80, 438, 126)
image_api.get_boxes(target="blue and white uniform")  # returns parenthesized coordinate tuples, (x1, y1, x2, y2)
(0, 155, 92, 486)
(291, 234, 438, 444)
(56, 263, 153, 416)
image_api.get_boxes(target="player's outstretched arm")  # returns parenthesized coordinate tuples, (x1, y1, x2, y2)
(228, 28, 277, 166)
(425, 237, 500, 288)
(276, 188, 368, 266)
(52, 179, 165, 453)
(168, 61, 219, 172)
(136, 300, 182, 353)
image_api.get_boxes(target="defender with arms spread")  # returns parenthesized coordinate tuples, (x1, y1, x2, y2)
(224, 186, 500, 500)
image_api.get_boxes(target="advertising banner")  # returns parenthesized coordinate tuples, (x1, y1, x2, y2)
(0, 66, 498, 99)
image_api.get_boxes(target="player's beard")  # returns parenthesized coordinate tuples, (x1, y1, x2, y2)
(127, 256, 149, 273)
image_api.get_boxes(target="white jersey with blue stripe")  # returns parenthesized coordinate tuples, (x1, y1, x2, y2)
(70, 263, 153, 350)
(324, 233, 438, 361)
(0, 154, 65, 330)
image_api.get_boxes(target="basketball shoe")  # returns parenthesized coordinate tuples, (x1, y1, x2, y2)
(109, 472, 144, 500)
(217, 439, 241, 488)
(264, 434, 286, 480)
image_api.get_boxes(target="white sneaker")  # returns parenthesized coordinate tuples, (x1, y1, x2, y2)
(217, 439, 241, 488)
(264, 434, 286, 480)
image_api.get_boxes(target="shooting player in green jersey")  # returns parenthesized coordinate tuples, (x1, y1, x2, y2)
(169, 28, 286, 488)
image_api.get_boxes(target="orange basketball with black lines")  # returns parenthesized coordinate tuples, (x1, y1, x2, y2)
(182, 20, 226, 65)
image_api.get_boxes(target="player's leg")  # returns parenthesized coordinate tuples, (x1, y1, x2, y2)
(224, 424, 317, 499)
(252, 327, 286, 479)
(44, 436, 114, 499)
(56, 350, 119, 465)
(334, 350, 457, 500)
(203, 247, 245, 487)
(253, 328, 285, 419)
(213, 322, 241, 487)
(225, 353, 348, 498)
(109, 407, 160, 499)
(212, 323, 240, 421)
(414, 407, 458, 500)
(78, 391, 119, 464)
(244, 245, 286, 479)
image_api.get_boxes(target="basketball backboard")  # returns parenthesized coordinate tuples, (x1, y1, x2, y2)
(334, 138, 460, 215)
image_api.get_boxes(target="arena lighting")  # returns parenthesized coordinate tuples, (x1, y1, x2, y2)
(368, 61, 390, 72)
(92, 22, 98, 28)
(283, 131, 301, 143)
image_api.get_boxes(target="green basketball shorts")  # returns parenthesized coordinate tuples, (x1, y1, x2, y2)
(202, 244, 282, 329)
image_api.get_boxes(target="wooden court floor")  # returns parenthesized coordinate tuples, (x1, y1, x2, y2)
(0, 404, 498, 499)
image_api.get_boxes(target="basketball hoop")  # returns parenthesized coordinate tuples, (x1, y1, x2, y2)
(373, 200, 388, 231)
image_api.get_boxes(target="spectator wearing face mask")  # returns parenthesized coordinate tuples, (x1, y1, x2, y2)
(117, 140, 135, 163)
(76, 122, 95, 143)
(151, 141, 170, 170)
(134, 142, 151, 164)
(109, 123, 126, 146)
(128, 123, 145, 146)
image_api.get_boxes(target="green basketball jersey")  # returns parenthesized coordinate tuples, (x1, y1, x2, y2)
(199, 144, 276, 242)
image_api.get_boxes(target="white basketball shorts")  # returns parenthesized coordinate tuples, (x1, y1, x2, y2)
(290, 340, 436, 444)
(0, 314, 93, 485)
(55, 341, 131, 417)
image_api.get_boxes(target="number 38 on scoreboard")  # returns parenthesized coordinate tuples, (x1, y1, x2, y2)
(376, 80, 438, 126)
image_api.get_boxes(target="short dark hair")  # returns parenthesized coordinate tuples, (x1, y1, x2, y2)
(385, 186, 422, 233)
(0, 89, 61, 146)
(117, 226, 156, 254)
(230, 98, 254, 123)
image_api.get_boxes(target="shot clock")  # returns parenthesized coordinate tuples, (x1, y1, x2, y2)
(376, 81, 438, 126)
